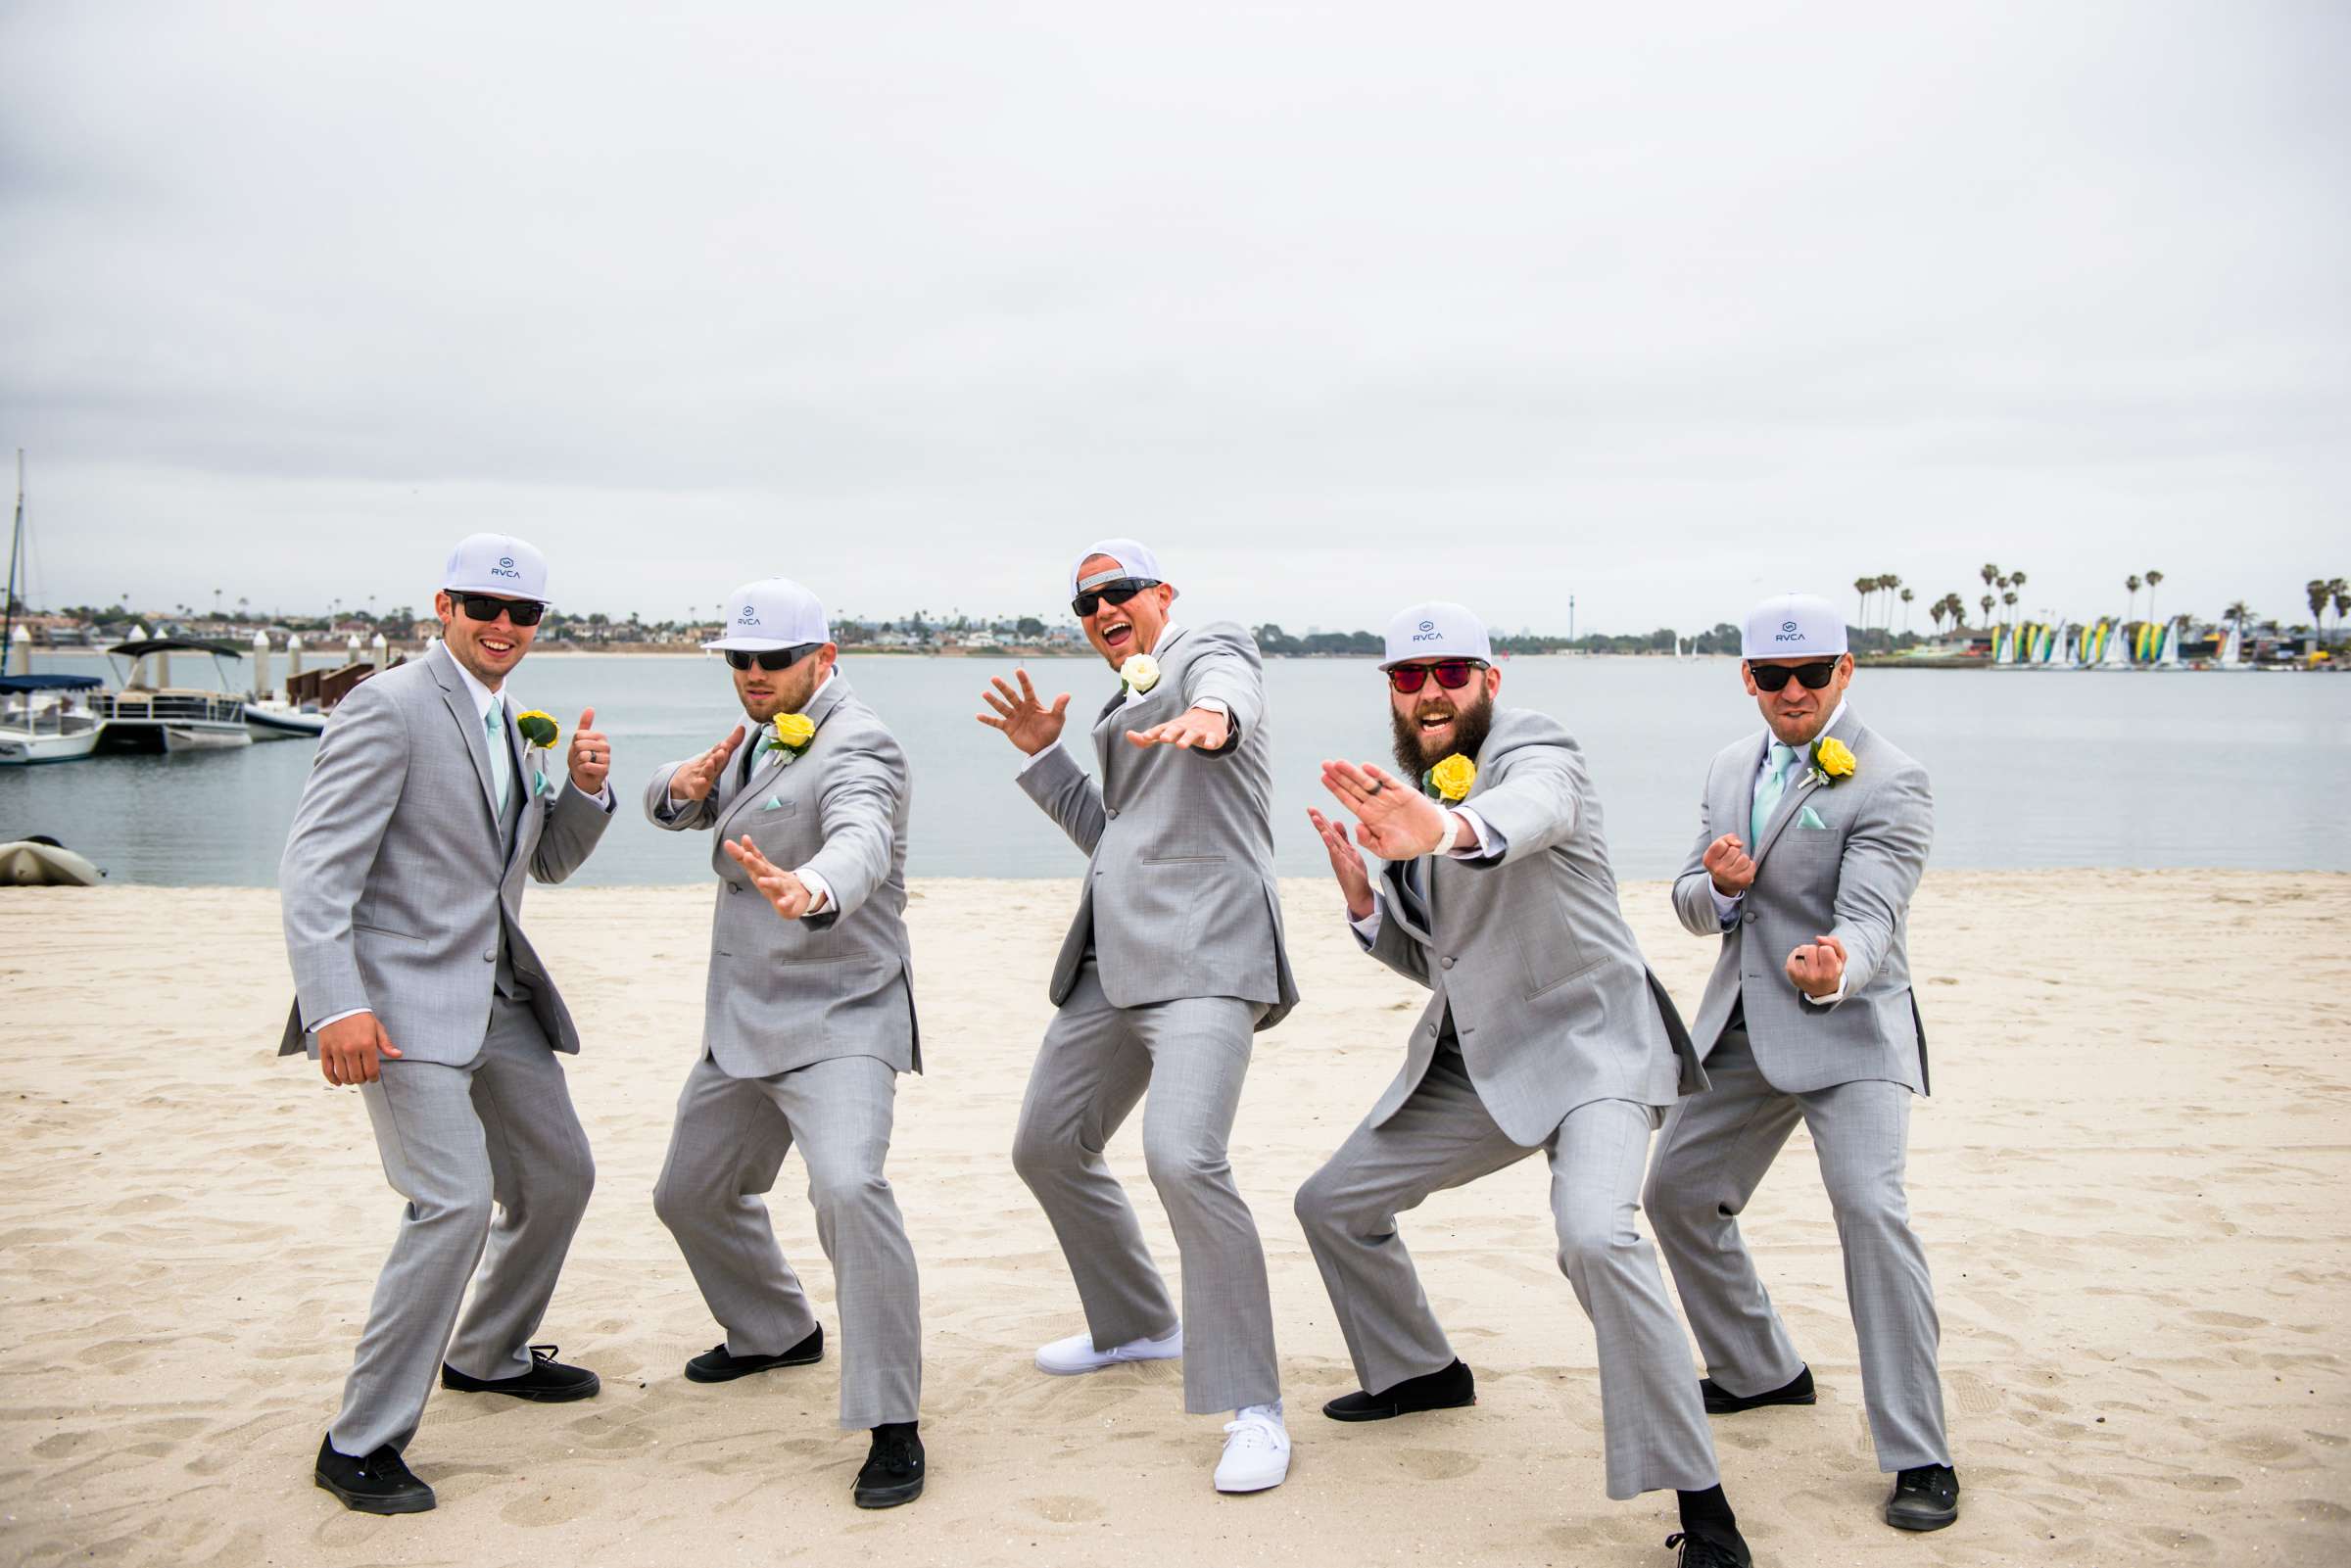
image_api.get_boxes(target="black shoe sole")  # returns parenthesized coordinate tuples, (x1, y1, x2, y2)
(1321, 1393, 1476, 1423)
(439, 1371, 601, 1402)
(684, 1349, 824, 1384)
(853, 1475, 926, 1509)
(1703, 1388, 1816, 1415)
(314, 1471, 436, 1515)
(1885, 1503, 1958, 1533)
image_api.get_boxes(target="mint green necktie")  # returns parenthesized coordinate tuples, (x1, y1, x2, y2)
(484, 706, 510, 812)
(1751, 740, 1797, 845)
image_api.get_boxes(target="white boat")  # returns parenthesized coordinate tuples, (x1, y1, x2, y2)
(2217, 621, 2254, 671)
(243, 697, 327, 739)
(2097, 619, 2129, 669)
(90, 638, 254, 752)
(0, 835, 105, 886)
(0, 673, 104, 765)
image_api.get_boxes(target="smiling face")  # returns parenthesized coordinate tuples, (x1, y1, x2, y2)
(733, 644, 838, 724)
(1743, 653, 1853, 746)
(1075, 552, 1176, 669)
(1387, 660, 1503, 777)
(436, 590, 540, 689)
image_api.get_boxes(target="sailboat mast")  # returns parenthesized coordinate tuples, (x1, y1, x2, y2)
(3, 450, 23, 657)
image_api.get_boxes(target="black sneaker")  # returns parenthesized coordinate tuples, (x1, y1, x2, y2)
(685, 1325, 824, 1383)
(313, 1434, 435, 1515)
(1665, 1528, 1753, 1567)
(1701, 1364, 1814, 1415)
(854, 1421, 926, 1509)
(1321, 1359, 1477, 1422)
(440, 1343, 600, 1402)
(1884, 1463, 1960, 1531)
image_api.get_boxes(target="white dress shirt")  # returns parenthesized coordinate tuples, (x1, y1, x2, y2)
(1710, 699, 1848, 1005)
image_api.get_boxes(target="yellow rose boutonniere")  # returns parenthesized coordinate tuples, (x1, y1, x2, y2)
(770, 712, 818, 754)
(1425, 753, 1477, 802)
(513, 710, 559, 749)
(1807, 735, 1856, 787)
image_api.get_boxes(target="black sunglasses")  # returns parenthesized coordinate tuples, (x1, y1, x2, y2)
(1071, 578, 1160, 618)
(455, 593, 546, 627)
(723, 644, 817, 673)
(1748, 658, 1841, 692)
(1386, 659, 1485, 694)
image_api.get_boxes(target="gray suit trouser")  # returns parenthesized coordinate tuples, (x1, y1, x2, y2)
(1010, 963, 1279, 1415)
(1294, 1041, 1718, 1500)
(333, 994, 596, 1457)
(1643, 1026, 1950, 1472)
(653, 1053, 921, 1429)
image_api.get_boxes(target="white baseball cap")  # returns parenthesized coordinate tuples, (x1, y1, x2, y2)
(1069, 538, 1178, 601)
(444, 533, 552, 603)
(704, 576, 831, 653)
(1381, 600, 1493, 669)
(1742, 593, 1848, 659)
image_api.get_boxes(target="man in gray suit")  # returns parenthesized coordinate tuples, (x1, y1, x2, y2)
(978, 538, 1296, 1494)
(1644, 593, 1958, 1533)
(645, 575, 927, 1510)
(1298, 601, 1758, 1568)
(280, 533, 615, 1515)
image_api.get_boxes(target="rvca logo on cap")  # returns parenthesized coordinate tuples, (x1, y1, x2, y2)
(739, 604, 758, 624)
(493, 554, 521, 580)
(1413, 618, 1443, 642)
(1774, 619, 1802, 641)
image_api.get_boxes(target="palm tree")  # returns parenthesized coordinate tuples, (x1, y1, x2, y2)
(2144, 568, 2164, 630)
(2310, 579, 2333, 644)
(1879, 574, 1902, 631)
(1950, 597, 1968, 629)
(2125, 573, 2142, 625)
(1981, 593, 1994, 628)
(2002, 590, 2019, 627)
(1899, 586, 1914, 633)
(2333, 579, 2351, 645)
(1981, 562, 1999, 601)
(1854, 576, 1874, 627)
(1928, 597, 1946, 636)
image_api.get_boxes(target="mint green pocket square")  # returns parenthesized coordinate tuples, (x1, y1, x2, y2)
(761, 796, 786, 811)
(1797, 805, 1829, 830)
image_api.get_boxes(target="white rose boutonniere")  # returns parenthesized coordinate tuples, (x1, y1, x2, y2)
(1119, 653, 1161, 695)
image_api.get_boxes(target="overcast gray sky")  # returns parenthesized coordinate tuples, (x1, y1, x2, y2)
(3, 1, 2344, 635)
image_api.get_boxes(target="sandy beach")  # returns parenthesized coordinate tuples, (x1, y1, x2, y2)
(2, 870, 2346, 1567)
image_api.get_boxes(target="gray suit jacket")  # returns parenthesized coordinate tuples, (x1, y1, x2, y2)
(1358, 707, 1702, 1148)
(278, 641, 612, 1063)
(1669, 710, 1933, 1095)
(1017, 622, 1297, 1028)
(647, 676, 920, 1079)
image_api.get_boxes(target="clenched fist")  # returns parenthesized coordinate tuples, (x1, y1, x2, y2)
(1703, 832, 1756, 897)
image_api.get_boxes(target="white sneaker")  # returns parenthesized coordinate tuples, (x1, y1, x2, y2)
(1214, 1402, 1290, 1493)
(1032, 1323, 1184, 1376)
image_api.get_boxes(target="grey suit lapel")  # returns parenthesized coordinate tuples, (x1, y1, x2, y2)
(714, 677, 855, 844)
(427, 645, 505, 839)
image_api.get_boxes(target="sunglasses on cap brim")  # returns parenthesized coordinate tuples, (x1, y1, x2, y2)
(1386, 658, 1486, 694)
(454, 593, 546, 627)
(1071, 579, 1161, 618)
(1747, 658, 1842, 692)
(723, 644, 819, 673)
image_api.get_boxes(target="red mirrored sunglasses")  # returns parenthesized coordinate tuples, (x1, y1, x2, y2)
(1386, 658, 1484, 694)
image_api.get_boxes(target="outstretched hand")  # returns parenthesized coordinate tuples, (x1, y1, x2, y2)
(1319, 759, 1453, 860)
(1127, 706, 1229, 752)
(1307, 807, 1376, 921)
(671, 724, 748, 803)
(979, 668, 1070, 757)
(723, 833, 821, 919)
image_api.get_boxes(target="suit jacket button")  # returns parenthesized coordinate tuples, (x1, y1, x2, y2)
(1743, 912, 1758, 926)
(1107, 808, 1119, 819)
(728, 884, 739, 894)
(482, 949, 497, 962)
(1440, 956, 1455, 970)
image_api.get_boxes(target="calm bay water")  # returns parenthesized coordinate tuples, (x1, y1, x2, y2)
(5, 651, 2346, 885)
